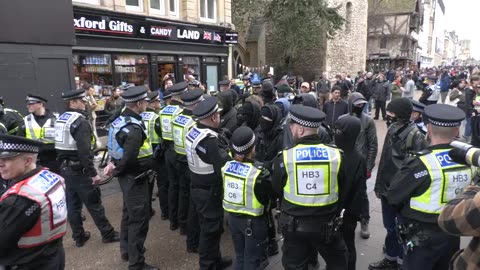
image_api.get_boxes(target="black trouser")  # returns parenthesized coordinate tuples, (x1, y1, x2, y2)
(165, 145, 180, 227)
(342, 215, 358, 270)
(186, 192, 200, 250)
(151, 144, 169, 216)
(118, 173, 150, 270)
(360, 189, 370, 221)
(281, 225, 347, 270)
(11, 245, 65, 270)
(178, 161, 191, 229)
(191, 186, 224, 270)
(229, 214, 269, 270)
(402, 226, 460, 270)
(61, 165, 115, 241)
(374, 100, 386, 119)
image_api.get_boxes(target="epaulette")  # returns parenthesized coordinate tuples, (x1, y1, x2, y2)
(413, 149, 431, 156)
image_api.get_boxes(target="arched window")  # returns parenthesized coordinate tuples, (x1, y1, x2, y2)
(346, 2, 353, 33)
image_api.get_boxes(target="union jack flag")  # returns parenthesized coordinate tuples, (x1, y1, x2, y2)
(214, 33, 221, 42)
(203, 31, 212, 40)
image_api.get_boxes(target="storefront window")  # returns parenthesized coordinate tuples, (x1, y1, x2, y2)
(206, 65, 218, 94)
(183, 56, 200, 81)
(73, 53, 113, 92)
(113, 54, 149, 87)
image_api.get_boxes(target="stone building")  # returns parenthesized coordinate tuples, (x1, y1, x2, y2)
(232, 0, 368, 81)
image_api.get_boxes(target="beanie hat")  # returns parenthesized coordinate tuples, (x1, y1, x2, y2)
(276, 84, 292, 94)
(261, 81, 275, 97)
(230, 126, 256, 155)
(386, 97, 413, 120)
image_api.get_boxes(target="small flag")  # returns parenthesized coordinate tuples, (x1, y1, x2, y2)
(203, 31, 212, 40)
(214, 33, 221, 42)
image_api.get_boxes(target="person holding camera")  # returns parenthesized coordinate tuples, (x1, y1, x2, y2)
(386, 104, 472, 270)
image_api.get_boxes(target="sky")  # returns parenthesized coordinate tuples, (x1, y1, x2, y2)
(444, 0, 480, 58)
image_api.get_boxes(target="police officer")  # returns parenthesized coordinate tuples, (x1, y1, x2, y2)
(172, 89, 204, 242)
(411, 100, 427, 135)
(222, 126, 273, 270)
(272, 105, 348, 270)
(0, 134, 66, 269)
(161, 81, 187, 231)
(55, 89, 119, 247)
(17, 94, 60, 173)
(185, 96, 233, 269)
(0, 97, 23, 135)
(104, 86, 158, 270)
(141, 91, 168, 219)
(242, 74, 252, 95)
(386, 104, 471, 270)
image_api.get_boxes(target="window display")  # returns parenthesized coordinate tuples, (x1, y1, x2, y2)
(113, 54, 149, 86)
(73, 53, 113, 87)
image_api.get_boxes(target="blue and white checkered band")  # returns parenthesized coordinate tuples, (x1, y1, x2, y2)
(197, 104, 219, 120)
(171, 89, 187, 96)
(429, 119, 461, 127)
(64, 92, 86, 101)
(232, 134, 256, 153)
(288, 113, 322, 128)
(0, 140, 40, 153)
(25, 97, 43, 103)
(123, 93, 148, 103)
(183, 96, 205, 106)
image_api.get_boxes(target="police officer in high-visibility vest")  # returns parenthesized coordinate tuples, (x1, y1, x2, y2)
(17, 94, 60, 173)
(160, 81, 186, 231)
(272, 105, 348, 270)
(174, 89, 204, 251)
(386, 104, 471, 270)
(222, 126, 273, 270)
(55, 89, 119, 248)
(103, 86, 158, 270)
(185, 96, 233, 269)
(0, 97, 23, 135)
(0, 134, 66, 270)
(142, 91, 168, 219)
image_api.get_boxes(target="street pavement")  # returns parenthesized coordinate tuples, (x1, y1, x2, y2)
(65, 97, 471, 270)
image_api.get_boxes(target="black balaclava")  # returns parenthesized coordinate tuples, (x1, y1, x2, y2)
(334, 115, 361, 152)
(351, 104, 365, 117)
(237, 101, 261, 130)
(259, 105, 282, 138)
(386, 97, 413, 127)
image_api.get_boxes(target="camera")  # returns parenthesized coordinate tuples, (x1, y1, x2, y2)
(449, 141, 480, 167)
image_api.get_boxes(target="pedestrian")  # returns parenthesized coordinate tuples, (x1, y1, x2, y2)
(372, 74, 389, 120)
(362, 72, 375, 114)
(388, 104, 470, 270)
(160, 82, 186, 231)
(172, 89, 204, 242)
(335, 74, 353, 101)
(316, 73, 331, 110)
(403, 74, 415, 99)
(345, 92, 378, 239)
(217, 89, 238, 134)
(411, 100, 427, 135)
(440, 70, 451, 103)
(17, 94, 60, 173)
(55, 89, 120, 247)
(105, 87, 125, 116)
(223, 126, 273, 270)
(420, 77, 440, 106)
(83, 84, 100, 147)
(104, 86, 158, 270)
(390, 75, 402, 100)
(185, 96, 233, 270)
(0, 135, 66, 270)
(370, 98, 426, 270)
(334, 115, 367, 270)
(141, 91, 167, 218)
(272, 105, 348, 270)
(323, 85, 349, 129)
(0, 97, 23, 135)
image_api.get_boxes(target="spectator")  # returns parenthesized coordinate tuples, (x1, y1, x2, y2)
(323, 85, 349, 128)
(440, 70, 451, 103)
(83, 83, 100, 146)
(104, 87, 124, 116)
(316, 73, 331, 110)
(403, 73, 415, 99)
(335, 74, 353, 101)
(372, 74, 389, 120)
(390, 75, 402, 100)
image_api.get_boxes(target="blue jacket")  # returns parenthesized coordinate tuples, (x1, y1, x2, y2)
(440, 75, 451, 92)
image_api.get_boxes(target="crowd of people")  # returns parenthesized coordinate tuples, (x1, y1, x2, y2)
(0, 65, 480, 270)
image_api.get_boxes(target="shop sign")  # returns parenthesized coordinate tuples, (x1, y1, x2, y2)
(74, 11, 230, 45)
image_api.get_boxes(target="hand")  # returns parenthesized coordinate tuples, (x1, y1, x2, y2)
(92, 175, 101, 185)
(366, 171, 372, 179)
(103, 162, 116, 176)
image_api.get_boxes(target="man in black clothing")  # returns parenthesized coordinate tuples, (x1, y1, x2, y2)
(185, 96, 233, 270)
(335, 74, 353, 100)
(0, 135, 65, 270)
(104, 86, 158, 270)
(370, 98, 425, 270)
(55, 89, 119, 247)
(17, 94, 60, 173)
(0, 97, 23, 135)
(334, 115, 367, 270)
(104, 87, 125, 116)
(272, 105, 348, 270)
(217, 89, 238, 134)
(372, 74, 389, 120)
(323, 85, 349, 129)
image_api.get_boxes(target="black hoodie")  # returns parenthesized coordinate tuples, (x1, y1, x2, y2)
(217, 90, 238, 134)
(256, 105, 284, 172)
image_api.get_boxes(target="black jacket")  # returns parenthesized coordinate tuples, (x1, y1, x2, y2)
(323, 99, 349, 128)
(256, 105, 284, 173)
(0, 107, 23, 134)
(372, 81, 389, 102)
(218, 90, 238, 134)
(0, 167, 63, 267)
(374, 121, 426, 196)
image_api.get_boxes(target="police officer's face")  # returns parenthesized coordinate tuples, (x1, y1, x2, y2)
(26, 102, 42, 114)
(138, 100, 148, 113)
(0, 154, 34, 180)
(211, 112, 220, 128)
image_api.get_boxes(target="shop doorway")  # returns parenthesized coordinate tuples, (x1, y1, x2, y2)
(206, 65, 218, 94)
(157, 56, 176, 90)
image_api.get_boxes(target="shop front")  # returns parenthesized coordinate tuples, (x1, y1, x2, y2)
(73, 6, 236, 95)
